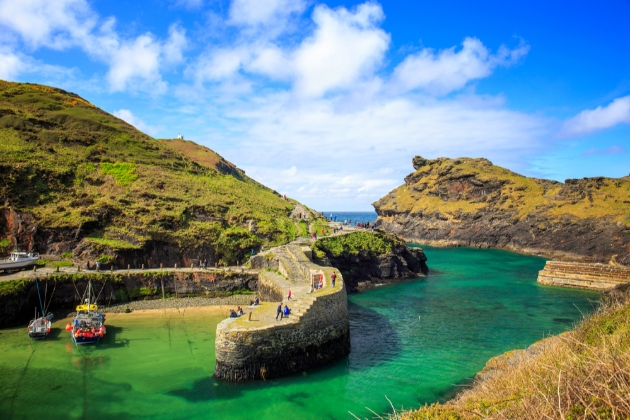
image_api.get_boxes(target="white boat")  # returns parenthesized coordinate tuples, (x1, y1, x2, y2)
(0, 252, 39, 271)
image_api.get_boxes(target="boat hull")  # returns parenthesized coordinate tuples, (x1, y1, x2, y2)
(71, 334, 101, 345)
(0, 258, 38, 270)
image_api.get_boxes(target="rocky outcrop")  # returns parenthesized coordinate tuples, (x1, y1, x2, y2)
(311, 232, 429, 293)
(0, 270, 257, 328)
(374, 156, 630, 265)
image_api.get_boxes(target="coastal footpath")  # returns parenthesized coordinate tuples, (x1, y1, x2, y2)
(214, 243, 350, 381)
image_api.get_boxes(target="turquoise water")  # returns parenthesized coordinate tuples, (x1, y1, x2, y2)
(322, 211, 378, 224)
(0, 246, 599, 419)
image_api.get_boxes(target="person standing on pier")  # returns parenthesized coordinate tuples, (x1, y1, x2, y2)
(331, 272, 336, 287)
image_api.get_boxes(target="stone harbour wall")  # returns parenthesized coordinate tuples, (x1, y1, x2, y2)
(537, 261, 630, 291)
(215, 246, 350, 382)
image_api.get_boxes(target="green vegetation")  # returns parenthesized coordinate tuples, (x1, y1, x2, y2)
(101, 162, 138, 185)
(61, 252, 73, 259)
(52, 260, 73, 268)
(0, 238, 11, 255)
(312, 231, 402, 259)
(0, 81, 298, 264)
(297, 220, 309, 237)
(377, 156, 630, 226)
(96, 254, 113, 263)
(398, 297, 630, 419)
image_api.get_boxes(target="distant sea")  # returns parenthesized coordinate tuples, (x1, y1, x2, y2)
(321, 211, 378, 224)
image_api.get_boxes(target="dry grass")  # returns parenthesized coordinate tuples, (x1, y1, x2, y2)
(396, 298, 630, 420)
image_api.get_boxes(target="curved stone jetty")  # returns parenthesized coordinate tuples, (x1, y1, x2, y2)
(214, 244, 350, 381)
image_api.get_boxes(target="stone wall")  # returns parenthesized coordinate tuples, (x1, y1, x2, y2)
(0, 269, 258, 328)
(537, 261, 630, 290)
(215, 246, 350, 381)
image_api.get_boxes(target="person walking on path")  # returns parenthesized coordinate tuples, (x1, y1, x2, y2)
(276, 303, 283, 320)
(331, 272, 336, 287)
(287, 289, 292, 300)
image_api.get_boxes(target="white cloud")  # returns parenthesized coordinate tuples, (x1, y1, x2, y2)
(0, 0, 187, 93)
(107, 35, 165, 92)
(0, 0, 96, 50)
(0, 49, 26, 80)
(562, 96, 630, 136)
(291, 3, 389, 97)
(113, 109, 160, 136)
(390, 37, 529, 95)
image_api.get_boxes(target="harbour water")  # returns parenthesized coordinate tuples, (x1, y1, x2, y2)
(0, 246, 599, 419)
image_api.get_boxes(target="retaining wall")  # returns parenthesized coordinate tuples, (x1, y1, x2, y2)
(537, 261, 630, 290)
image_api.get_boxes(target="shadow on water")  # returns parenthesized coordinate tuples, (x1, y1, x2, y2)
(168, 377, 245, 402)
(347, 301, 401, 369)
(99, 325, 130, 349)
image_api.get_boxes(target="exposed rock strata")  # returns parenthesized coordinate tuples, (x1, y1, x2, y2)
(374, 156, 630, 265)
(537, 260, 630, 290)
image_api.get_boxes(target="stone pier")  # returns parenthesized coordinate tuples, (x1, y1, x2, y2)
(537, 261, 630, 290)
(214, 244, 349, 381)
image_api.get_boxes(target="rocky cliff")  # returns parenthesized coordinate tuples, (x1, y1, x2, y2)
(311, 232, 429, 292)
(374, 156, 630, 265)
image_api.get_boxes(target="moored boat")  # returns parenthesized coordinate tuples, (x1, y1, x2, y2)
(28, 311, 53, 340)
(0, 252, 39, 271)
(65, 281, 106, 345)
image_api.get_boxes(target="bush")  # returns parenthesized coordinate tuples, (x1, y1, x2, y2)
(101, 162, 138, 185)
(61, 252, 73, 259)
(96, 254, 113, 263)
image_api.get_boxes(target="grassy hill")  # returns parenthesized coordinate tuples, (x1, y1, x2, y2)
(374, 156, 630, 265)
(0, 80, 296, 266)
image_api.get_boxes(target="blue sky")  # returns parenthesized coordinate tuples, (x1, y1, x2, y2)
(1, 0, 629, 210)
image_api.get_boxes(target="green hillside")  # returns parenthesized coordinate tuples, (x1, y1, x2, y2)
(0, 81, 296, 265)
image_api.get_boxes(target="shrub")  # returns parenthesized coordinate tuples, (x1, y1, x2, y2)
(61, 252, 73, 259)
(0, 238, 12, 255)
(96, 254, 113, 263)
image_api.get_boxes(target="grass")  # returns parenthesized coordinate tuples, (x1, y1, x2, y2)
(396, 297, 630, 420)
(376, 157, 630, 226)
(313, 231, 403, 258)
(0, 80, 298, 264)
(100, 162, 138, 185)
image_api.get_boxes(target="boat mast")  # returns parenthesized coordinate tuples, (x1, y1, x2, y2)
(88, 281, 91, 314)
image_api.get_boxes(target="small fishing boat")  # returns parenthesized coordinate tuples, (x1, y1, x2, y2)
(0, 252, 39, 271)
(28, 311, 53, 340)
(65, 281, 106, 345)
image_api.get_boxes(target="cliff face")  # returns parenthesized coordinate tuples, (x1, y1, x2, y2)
(374, 156, 630, 265)
(312, 232, 429, 292)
